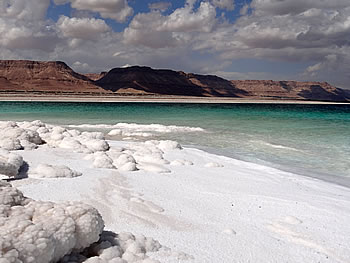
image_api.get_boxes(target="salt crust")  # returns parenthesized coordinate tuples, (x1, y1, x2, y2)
(0, 121, 194, 175)
(0, 149, 23, 177)
(70, 123, 204, 133)
(0, 121, 191, 262)
(0, 182, 164, 263)
(0, 181, 104, 263)
(29, 164, 82, 178)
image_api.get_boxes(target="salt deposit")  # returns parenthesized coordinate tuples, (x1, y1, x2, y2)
(70, 123, 204, 133)
(61, 231, 163, 263)
(0, 149, 23, 178)
(204, 162, 224, 168)
(29, 163, 82, 178)
(2, 120, 350, 263)
(0, 181, 104, 263)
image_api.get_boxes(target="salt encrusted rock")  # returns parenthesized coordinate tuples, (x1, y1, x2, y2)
(92, 152, 115, 169)
(0, 149, 23, 178)
(29, 164, 82, 178)
(0, 181, 104, 263)
(61, 231, 162, 263)
(0, 121, 43, 150)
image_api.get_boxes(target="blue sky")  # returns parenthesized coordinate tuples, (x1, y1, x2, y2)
(1, 0, 350, 88)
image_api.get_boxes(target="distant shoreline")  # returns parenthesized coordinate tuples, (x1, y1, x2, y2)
(0, 94, 349, 104)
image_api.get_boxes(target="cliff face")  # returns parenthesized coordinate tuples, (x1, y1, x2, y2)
(0, 60, 349, 102)
(231, 80, 350, 102)
(0, 60, 104, 93)
(96, 66, 248, 97)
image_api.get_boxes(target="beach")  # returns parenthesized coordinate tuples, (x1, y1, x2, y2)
(0, 94, 349, 104)
(1, 117, 350, 262)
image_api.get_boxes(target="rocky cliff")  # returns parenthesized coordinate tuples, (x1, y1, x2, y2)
(231, 80, 350, 102)
(96, 66, 248, 97)
(96, 66, 349, 101)
(0, 60, 349, 102)
(0, 60, 105, 93)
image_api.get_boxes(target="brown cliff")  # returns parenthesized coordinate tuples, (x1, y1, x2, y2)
(0, 60, 349, 102)
(95, 66, 248, 97)
(231, 80, 350, 102)
(0, 60, 105, 93)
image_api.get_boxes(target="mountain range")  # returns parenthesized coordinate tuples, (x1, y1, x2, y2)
(0, 60, 349, 102)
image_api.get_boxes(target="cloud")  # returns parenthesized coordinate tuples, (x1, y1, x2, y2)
(0, 0, 50, 20)
(211, 0, 234, 11)
(123, 1, 217, 48)
(55, 0, 133, 22)
(251, 0, 350, 16)
(57, 16, 110, 40)
(2, 0, 350, 89)
(148, 2, 171, 12)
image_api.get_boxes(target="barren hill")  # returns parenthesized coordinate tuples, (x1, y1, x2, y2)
(0, 60, 105, 93)
(95, 66, 247, 97)
(231, 80, 350, 102)
(0, 60, 349, 102)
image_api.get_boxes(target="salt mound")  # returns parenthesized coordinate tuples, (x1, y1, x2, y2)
(29, 164, 82, 178)
(0, 181, 104, 263)
(61, 231, 162, 263)
(0, 121, 43, 150)
(0, 149, 23, 178)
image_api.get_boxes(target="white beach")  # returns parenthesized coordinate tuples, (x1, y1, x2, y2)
(1, 120, 350, 262)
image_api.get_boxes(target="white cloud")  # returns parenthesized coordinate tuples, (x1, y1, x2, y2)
(55, 0, 133, 22)
(57, 16, 110, 40)
(251, 0, 350, 16)
(1, 0, 350, 89)
(211, 0, 234, 11)
(0, 0, 50, 20)
(123, 1, 217, 48)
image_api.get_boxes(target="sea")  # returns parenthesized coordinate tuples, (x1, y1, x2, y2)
(1, 101, 349, 186)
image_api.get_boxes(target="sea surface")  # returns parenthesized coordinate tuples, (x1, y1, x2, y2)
(1, 101, 349, 185)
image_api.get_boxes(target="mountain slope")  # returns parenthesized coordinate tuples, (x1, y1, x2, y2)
(0, 60, 349, 102)
(0, 60, 105, 93)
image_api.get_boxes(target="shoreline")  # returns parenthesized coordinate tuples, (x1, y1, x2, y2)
(0, 94, 349, 104)
(190, 144, 350, 189)
(2, 120, 350, 262)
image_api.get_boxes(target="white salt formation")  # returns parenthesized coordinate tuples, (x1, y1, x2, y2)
(70, 123, 204, 133)
(29, 164, 82, 178)
(0, 149, 23, 178)
(0, 121, 109, 154)
(0, 121, 43, 150)
(0, 181, 104, 263)
(0, 121, 186, 175)
(0, 182, 164, 263)
(61, 231, 162, 263)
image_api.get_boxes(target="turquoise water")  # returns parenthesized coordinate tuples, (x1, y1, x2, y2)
(1, 102, 349, 184)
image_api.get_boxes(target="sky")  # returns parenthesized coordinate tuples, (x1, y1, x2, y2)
(1, 0, 350, 89)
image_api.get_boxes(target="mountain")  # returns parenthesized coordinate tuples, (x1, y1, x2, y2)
(0, 60, 349, 102)
(96, 66, 349, 101)
(95, 66, 248, 97)
(231, 80, 350, 102)
(0, 60, 105, 93)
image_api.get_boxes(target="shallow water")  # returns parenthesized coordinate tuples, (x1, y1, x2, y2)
(1, 101, 349, 183)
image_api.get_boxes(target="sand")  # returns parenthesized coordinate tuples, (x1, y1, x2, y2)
(0, 94, 348, 104)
